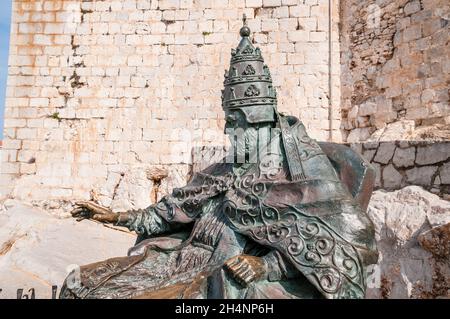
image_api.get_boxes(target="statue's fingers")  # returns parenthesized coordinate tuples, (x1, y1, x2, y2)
(92, 215, 102, 222)
(75, 217, 86, 222)
(241, 269, 256, 283)
(75, 201, 91, 208)
(234, 263, 250, 276)
(232, 265, 251, 281)
(228, 260, 246, 273)
(73, 208, 90, 218)
(75, 201, 99, 211)
(71, 208, 83, 216)
(236, 270, 253, 286)
(85, 202, 111, 215)
(225, 256, 240, 265)
(224, 256, 241, 269)
(81, 201, 102, 211)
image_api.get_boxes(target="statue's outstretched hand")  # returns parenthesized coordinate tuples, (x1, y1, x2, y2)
(224, 255, 267, 287)
(71, 201, 118, 224)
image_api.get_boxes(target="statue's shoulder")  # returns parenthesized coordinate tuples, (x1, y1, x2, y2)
(284, 115, 311, 139)
(317, 142, 376, 212)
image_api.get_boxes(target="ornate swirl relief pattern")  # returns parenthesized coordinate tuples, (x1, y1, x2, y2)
(223, 173, 365, 297)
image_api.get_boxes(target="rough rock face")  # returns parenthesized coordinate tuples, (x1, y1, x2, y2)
(366, 186, 450, 299)
(368, 122, 450, 142)
(0, 200, 135, 299)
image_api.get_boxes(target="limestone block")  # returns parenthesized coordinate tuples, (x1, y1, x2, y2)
(263, 0, 282, 7)
(281, 0, 298, 5)
(382, 164, 403, 189)
(439, 162, 450, 184)
(404, 1, 422, 16)
(406, 166, 438, 186)
(309, 31, 326, 42)
(347, 128, 371, 143)
(159, 0, 180, 10)
(262, 19, 279, 32)
(403, 25, 422, 42)
(17, 128, 37, 140)
(246, 0, 263, 8)
(358, 102, 377, 117)
(416, 143, 450, 165)
(363, 149, 376, 162)
(368, 121, 415, 142)
(392, 147, 415, 168)
(289, 5, 311, 18)
(373, 142, 396, 164)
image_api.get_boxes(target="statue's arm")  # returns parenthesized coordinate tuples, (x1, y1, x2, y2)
(116, 195, 198, 237)
(117, 206, 174, 238)
(115, 170, 229, 237)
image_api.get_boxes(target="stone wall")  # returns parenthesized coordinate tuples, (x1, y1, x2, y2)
(340, 0, 450, 142)
(0, 0, 341, 204)
(350, 140, 450, 197)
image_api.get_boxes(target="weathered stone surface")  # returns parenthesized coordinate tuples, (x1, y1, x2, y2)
(416, 143, 450, 165)
(419, 223, 450, 259)
(406, 166, 438, 186)
(341, 0, 450, 142)
(363, 141, 379, 150)
(0, 0, 345, 201)
(358, 101, 377, 116)
(441, 162, 450, 184)
(407, 124, 450, 141)
(368, 121, 416, 142)
(382, 164, 403, 189)
(347, 128, 372, 143)
(371, 162, 382, 188)
(373, 143, 397, 164)
(362, 149, 376, 162)
(392, 147, 415, 168)
(0, 200, 135, 299)
(366, 186, 450, 299)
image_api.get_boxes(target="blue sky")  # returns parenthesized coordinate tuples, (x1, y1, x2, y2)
(0, 0, 12, 139)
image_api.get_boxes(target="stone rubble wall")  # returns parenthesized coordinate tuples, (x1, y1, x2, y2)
(340, 0, 450, 142)
(350, 140, 450, 197)
(0, 0, 341, 203)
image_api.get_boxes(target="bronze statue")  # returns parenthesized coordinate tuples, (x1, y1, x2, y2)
(60, 18, 378, 299)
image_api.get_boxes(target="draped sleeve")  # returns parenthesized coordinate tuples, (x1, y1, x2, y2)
(118, 162, 234, 239)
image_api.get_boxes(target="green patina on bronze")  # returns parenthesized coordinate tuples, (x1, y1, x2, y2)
(60, 17, 378, 299)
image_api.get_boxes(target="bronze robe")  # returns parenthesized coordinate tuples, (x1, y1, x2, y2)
(60, 117, 378, 299)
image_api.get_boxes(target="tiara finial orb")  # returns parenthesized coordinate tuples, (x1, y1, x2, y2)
(240, 14, 251, 37)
